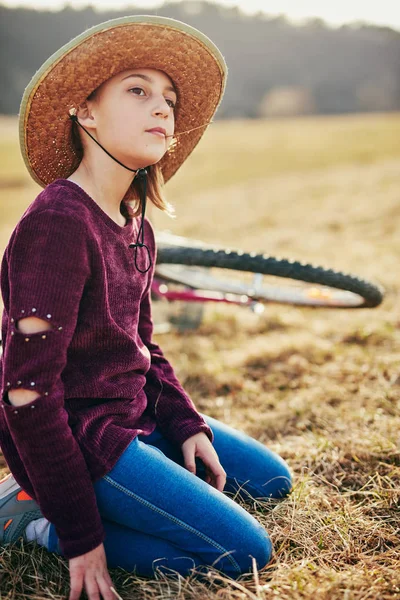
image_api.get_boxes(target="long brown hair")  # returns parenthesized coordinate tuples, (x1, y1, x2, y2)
(122, 162, 175, 220)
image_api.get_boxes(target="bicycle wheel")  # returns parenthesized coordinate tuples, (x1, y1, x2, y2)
(155, 246, 385, 309)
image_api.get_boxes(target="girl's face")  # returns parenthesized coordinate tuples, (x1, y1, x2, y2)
(80, 67, 177, 170)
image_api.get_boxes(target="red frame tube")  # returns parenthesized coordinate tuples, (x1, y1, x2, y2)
(151, 277, 254, 306)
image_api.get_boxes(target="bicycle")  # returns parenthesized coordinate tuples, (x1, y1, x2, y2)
(151, 230, 385, 333)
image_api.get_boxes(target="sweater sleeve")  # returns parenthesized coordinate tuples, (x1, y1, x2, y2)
(0, 209, 105, 559)
(138, 223, 214, 448)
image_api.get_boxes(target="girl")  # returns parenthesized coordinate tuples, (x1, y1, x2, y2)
(0, 15, 292, 600)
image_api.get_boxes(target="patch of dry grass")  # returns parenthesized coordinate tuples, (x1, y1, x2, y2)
(1, 113, 400, 598)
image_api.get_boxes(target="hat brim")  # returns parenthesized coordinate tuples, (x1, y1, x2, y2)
(19, 15, 227, 187)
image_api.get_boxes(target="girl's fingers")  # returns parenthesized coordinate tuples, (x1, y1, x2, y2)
(215, 470, 227, 492)
(83, 576, 101, 600)
(69, 570, 115, 600)
(68, 543, 113, 600)
(205, 464, 226, 492)
(97, 573, 117, 600)
(194, 438, 226, 491)
(202, 456, 226, 492)
(69, 571, 84, 600)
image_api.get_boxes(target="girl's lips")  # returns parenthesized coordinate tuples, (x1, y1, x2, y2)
(146, 130, 166, 137)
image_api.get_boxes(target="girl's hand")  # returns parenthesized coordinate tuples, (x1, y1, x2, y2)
(181, 432, 226, 492)
(68, 542, 117, 600)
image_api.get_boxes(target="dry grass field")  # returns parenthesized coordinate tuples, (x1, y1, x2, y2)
(0, 113, 399, 599)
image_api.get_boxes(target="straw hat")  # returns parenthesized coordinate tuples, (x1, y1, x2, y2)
(19, 15, 228, 187)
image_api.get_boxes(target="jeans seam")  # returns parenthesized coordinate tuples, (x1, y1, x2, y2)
(102, 474, 242, 573)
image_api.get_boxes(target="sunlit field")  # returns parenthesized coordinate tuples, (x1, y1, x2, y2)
(0, 113, 399, 599)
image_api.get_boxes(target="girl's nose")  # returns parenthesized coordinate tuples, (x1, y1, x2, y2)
(152, 97, 172, 118)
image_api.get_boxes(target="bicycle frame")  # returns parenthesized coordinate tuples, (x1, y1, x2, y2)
(152, 274, 264, 311)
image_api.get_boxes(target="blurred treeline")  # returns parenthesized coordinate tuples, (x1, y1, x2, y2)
(1, 0, 400, 117)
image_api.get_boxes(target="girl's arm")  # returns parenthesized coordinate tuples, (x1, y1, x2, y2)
(140, 291, 214, 448)
(138, 220, 213, 448)
(1, 209, 105, 559)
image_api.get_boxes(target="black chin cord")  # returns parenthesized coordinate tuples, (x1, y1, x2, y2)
(69, 113, 152, 274)
(128, 168, 152, 273)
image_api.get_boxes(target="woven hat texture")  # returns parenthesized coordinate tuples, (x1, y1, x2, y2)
(19, 15, 228, 186)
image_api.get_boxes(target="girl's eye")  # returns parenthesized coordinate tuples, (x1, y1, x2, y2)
(129, 87, 176, 109)
(129, 87, 145, 96)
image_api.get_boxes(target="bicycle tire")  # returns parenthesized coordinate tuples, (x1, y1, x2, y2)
(155, 246, 385, 309)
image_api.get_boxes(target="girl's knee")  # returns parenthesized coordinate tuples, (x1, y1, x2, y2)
(233, 528, 273, 577)
(258, 456, 292, 500)
(269, 461, 293, 499)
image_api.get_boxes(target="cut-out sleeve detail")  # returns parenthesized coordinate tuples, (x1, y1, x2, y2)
(138, 223, 214, 449)
(3, 326, 65, 396)
(0, 209, 105, 558)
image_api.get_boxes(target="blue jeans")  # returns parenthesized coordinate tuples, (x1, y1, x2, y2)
(47, 413, 292, 579)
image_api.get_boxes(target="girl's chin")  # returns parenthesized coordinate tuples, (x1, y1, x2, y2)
(125, 151, 166, 170)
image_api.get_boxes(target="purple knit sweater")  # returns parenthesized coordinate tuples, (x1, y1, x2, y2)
(0, 179, 213, 559)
